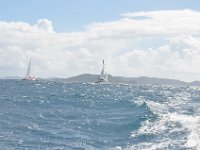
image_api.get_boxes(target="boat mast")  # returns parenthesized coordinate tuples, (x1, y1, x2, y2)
(96, 59, 108, 83)
(100, 60, 105, 79)
(25, 58, 31, 78)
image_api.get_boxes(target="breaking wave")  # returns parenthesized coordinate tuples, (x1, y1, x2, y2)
(0, 80, 200, 149)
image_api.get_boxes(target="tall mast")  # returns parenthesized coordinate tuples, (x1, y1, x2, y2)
(100, 59, 105, 80)
(102, 59, 105, 72)
(25, 58, 31, 78)
(96, 59, 108, 83)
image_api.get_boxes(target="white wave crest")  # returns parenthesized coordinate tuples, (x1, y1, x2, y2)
(132, 96, 146, 106)
(126, 88, 200, 150)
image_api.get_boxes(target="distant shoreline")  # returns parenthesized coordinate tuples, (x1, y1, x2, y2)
(1, 74, 200, 86)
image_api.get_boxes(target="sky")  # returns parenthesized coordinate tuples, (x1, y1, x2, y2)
(1, 0, 200, 81)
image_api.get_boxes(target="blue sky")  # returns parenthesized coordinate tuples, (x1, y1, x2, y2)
(1, 0, 200, 32)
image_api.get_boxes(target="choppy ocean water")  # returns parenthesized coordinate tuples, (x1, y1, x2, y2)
(0, 80, 200, 150)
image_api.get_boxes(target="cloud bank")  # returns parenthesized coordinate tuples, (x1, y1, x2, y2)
(1, 9, 200, 81)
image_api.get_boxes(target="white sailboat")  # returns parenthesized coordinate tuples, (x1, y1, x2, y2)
(95, 60, 108, 83)
(23, 58, 36, 80)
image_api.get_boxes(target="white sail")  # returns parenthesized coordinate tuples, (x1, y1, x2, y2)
(25, 58, 31, 78)
(104, 72, 108, 81)
(96, 60, 108, 83)
(23, 58, 36, 80)
(99, 60, 105, 80)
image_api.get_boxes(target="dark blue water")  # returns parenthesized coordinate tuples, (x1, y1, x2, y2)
(0, 80, 200, 150)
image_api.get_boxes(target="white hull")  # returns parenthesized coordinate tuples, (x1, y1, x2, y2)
(22, 77, 36, 81)
(95, 79, 107, 83)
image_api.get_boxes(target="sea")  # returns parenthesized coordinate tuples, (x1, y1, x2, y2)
(0, 79, 200, 150)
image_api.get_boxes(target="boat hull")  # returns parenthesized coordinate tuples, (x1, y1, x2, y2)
(22, 77, 36, 81)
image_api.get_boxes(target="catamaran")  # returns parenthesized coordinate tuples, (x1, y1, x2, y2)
(95, 60, 108, 83)
(23, 58, 36, 80)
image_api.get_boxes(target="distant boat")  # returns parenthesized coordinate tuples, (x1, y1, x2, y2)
(95, 60, 108, 83)
(23, 58, 36, 80)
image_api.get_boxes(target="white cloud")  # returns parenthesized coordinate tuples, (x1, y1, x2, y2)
(1, 10, 200, 81)
(34, 19, 54, 33)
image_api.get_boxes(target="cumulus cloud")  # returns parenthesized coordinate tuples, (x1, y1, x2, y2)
(1, 10, 200, 81)
(34, 19, 54, 33)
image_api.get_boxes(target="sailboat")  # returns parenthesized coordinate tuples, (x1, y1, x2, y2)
(23, 58, 36, 80)
(95, 60, 108, 83)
